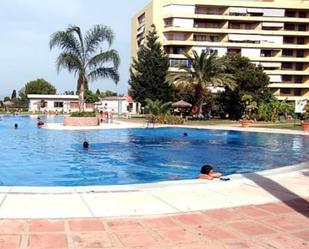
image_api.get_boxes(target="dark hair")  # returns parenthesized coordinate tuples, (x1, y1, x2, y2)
(83, 141, 89, 149)
(201, 165, 213, 175)
(14, 123, 18, 128)
(183, 132, 188, 136)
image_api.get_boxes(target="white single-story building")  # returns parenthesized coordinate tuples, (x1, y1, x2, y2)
(95, 96, 141, 115)
(27, 94, 81, 113)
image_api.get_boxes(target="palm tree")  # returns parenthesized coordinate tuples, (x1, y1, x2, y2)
(169, 50, 235, 115)
(145, 98, 171, 116)
(50, 25, 120, 112)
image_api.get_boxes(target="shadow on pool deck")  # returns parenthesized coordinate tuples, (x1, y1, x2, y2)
(245, 173, 309, 218)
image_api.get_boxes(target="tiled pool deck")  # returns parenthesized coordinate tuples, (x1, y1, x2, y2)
(0, 198, 308, 249)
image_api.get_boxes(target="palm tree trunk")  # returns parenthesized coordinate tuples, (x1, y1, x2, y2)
(194, 84, 203, 116)
(78, 74, 86, 112)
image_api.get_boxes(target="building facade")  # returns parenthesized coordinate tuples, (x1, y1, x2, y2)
(95, 96, 141, 115)
(131, 0, 309, 103)
(28, 94, 82, 113)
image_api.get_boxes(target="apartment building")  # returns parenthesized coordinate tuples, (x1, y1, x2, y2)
(131, 0, 309, 102)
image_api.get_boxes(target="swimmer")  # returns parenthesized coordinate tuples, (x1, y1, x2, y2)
(83, 141, 89, 149)
(198, 165, 222, 180)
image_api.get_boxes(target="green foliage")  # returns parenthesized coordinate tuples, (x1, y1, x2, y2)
(70, 112, 96, 117)
(155, 114, 184, 125)
(95, 89, 101, 95)
(64, 90, 75, 95)
(17, 88, 28, 107)
(84, 90, 99, 103)
(3, 96, 10, 102)
(11, 90, 17, 100)
(129, 25, 175, 106)
(50, 24, 120, 111)
(100, 90, 117, 97)
(24, 78, 56, 95)
(170, 50, 235, 115)
(145, 99, 171, 116)
(257, 97, 293, 122)
(218, 54, 270, 119)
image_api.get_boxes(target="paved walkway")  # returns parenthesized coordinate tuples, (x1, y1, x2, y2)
(0, 164, 307, 219)
(0, 198, 308, 249)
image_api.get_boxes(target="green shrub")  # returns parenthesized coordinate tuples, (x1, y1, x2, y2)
(155, 114, 184, 125)
(70, 112, 96, 117)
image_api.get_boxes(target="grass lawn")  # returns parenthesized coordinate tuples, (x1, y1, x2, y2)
(124, 116, 304, 131)
(251, 121, 303, 131)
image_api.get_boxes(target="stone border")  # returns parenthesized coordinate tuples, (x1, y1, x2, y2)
(0, 163, 306, 218)
(44, 120, 309, 135)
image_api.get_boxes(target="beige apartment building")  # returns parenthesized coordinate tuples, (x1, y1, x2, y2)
(131, 0, 309, 103)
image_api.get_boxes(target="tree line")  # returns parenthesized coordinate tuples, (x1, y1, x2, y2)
(129, 25, 293, 121)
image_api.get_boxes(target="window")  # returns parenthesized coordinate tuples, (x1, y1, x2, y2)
(282, 49, 293, 57)
(295, 76, 303, 83)
(138, 13, 145, 25)
(210, 36, 219, 42)
(283, 37, 294, 44)
(298, 24, 306, 31)
(295, 63, 303, 71)
(260, 50, 272, 57)
(54, 102, 64, 108)
(282, 75, 292, 81)
(299, 12, 306, 18)
(285, 10, 296, 17)
(209, 49, 218, 55)
(296, 50, 304, 58)
(284, 24, 295, 31)
(294, 89, 302, 96)
(280, 89, 291, 94)
(169, 59, 190, 68)
(282, 62, 293, 69)
(297, 37, 305, 45)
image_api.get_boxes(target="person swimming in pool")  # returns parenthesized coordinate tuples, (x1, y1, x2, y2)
(198, 165, 222, 180)
(83, 141, 89, 149)
(37, 117, 44, 127)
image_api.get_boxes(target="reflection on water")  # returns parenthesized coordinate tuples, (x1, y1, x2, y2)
(0, 115, 308, 186)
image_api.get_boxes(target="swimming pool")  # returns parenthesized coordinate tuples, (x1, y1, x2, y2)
(0, 115, 308, 186)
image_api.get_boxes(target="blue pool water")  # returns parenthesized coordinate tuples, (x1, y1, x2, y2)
(0, 115, 308, 186)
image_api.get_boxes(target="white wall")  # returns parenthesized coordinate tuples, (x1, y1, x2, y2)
(173, 18, 194, 28)
(241, 48, 261, 57)
(269, 75, 282, 83)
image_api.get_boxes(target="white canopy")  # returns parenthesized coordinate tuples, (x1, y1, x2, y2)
(228, 34, 261, 42)
(263, 8, 285, 17)
(247, 8, 263, 13)
(262, 22, 284, 27)
(229, 7, 247, 13)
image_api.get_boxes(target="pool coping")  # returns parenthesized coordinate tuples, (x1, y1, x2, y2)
(44, 121, 309, 136)
(0, 163, 306, 219)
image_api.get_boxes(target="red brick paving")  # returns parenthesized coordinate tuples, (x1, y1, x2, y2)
(0, 199, 307, 249)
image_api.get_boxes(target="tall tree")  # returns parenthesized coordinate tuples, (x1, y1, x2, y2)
(24, 78, 56, 95)
(217, 54, 270, 119)
(129, 25, 175, 106)
(170, 50, 235, 115)
(11, 89, 17, 100)
(50, 24, 120, 111)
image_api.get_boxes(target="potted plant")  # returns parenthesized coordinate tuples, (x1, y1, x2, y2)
(240, 114, 251, 128)
(301, 112, 309, 132)
(240, 94, 257, 128)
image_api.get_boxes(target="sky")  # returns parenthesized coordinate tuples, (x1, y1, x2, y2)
(0, 0, 149, 99)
